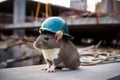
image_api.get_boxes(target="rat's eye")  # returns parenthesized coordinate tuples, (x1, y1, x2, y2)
(44, 36, 49, 40)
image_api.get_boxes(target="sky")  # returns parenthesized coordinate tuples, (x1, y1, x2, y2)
(33, 0, 70, 7)
(33, 0, 102, 12)
(0, 0, 6, 2)
(0, 0, 101, 12)
(87, 0, 101, 12)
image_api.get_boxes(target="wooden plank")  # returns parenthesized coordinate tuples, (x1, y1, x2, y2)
(113, 0, 117, 15)
(102, 0, 108, 14)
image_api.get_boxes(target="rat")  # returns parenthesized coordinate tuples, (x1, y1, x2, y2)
(33, 30, 81, 72)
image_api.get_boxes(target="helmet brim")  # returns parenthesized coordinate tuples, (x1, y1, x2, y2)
(41, 27, 74, 39)
(35, 28, 74, 39)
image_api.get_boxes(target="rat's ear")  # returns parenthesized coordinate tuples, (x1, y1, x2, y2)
(55, 31, 63, 40)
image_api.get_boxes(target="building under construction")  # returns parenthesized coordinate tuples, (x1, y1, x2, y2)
(0, 0, 120, 47)
(0, 0, 120, 80)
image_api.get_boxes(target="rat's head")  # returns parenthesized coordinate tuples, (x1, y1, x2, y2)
(33, 31, 62, 49)
(33, 17, 74, 50)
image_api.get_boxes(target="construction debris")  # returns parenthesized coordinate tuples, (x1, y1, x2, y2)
(0, 34, 120, 68)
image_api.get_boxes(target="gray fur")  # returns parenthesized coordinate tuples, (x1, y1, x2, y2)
(34, 32, 80, 70)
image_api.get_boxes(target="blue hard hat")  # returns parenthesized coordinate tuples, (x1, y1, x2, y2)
(40, 17, 74, 39)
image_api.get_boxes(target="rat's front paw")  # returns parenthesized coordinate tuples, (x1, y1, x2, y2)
(47, 64, 56, 72)
(47, 68, 55, 72)
(41, 67, 48, 71)
(41, 64, 50, 71)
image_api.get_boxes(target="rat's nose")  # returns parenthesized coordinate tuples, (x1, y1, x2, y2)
(33, 41, 42, 49)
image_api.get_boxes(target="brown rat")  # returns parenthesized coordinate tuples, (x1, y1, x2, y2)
(33, 17, 80, 72)
(33, 31, 81, 72)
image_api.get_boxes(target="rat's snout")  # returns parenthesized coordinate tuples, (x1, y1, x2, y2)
(33, 41, 42, 49)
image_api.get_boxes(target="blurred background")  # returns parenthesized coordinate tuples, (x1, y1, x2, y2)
(0, 0, 120, 69)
